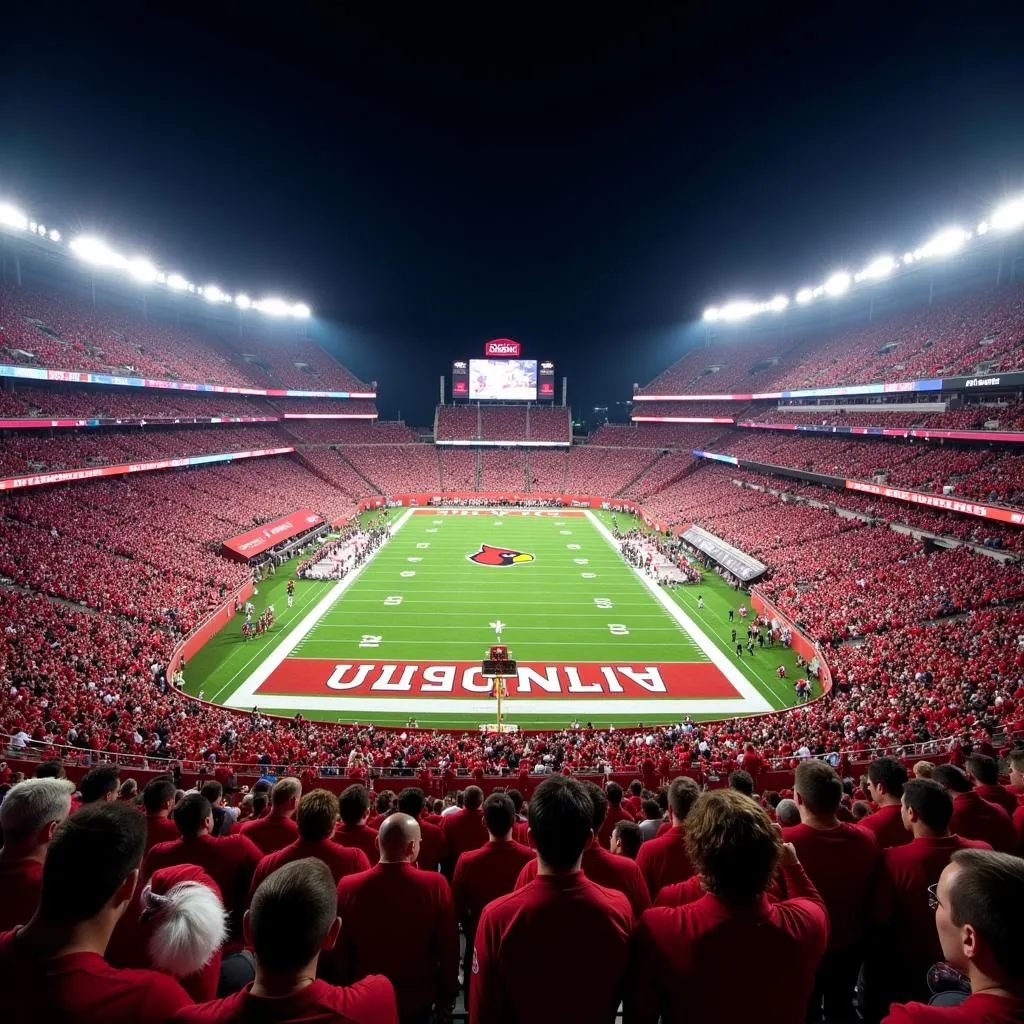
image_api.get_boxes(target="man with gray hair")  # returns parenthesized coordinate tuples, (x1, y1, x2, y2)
(0, 777, 75, 930)
(775, 798, 801, 828)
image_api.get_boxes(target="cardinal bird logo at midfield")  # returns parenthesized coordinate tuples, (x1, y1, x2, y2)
(466, 544, 535, 567)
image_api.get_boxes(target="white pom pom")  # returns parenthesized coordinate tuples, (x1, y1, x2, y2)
(147, 881, 228, 978)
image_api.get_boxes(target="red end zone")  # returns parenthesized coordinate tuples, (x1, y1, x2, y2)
(256, 659, 742, 699)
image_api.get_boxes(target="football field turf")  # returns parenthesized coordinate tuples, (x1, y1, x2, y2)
(187, 508, 804, 729)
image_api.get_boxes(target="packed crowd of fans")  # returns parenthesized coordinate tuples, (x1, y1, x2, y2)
(0, 387, 276, 420)
(434, 405, 571, 443)
(283, 420, 414, 445)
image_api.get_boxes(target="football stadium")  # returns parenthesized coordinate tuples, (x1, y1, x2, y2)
(2, 8, 1024, 1024)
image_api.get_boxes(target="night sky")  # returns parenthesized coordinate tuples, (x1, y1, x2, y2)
(3, 5, 1024, 425)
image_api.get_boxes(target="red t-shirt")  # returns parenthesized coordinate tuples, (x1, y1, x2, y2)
(882, 993, 1024, 1023)
(249, 838, 370, 903)
(0, 859, 43, 931)
(334, 862, 459, 1020)
(333, 823, 380, 866)
(239, 814, 299, 856)
(858, 803, 912, 849)
(440, 808, 488, 863)
(470, 872, 633, 1024)
(626, 862, 828, 1024)
(415, 818, 449, 873)
(0, 929, 192, 1024)
(872, 834, 991, 966)
(452, 839, 534, 938)
(635, 824, 694, 897)
(972, 783, 1018, 819)
(782, 821, 880, 949)
(145, 815, 180, 853)
(168, 976, 398, 1024)
(515, 845, 651, 919)
(597, 803, 634, 849)
(949, 792, 1016, 853)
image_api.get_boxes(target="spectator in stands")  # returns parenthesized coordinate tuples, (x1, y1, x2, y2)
(860, 757, 912, 849)
(470, 777, 633, 1024)
(248, 789, 369, 899)
(397, 787, 448, 873)
(451, 793, 532, 1010)
(933, 765, 1016, 854)
(627, 789, 828, 1024)
(636, 776, 699, 898)
(785, 759, 880, 1021)
(239, 777, 300, 855)
(881, 851, 1024, 1023)
(0, 777, 75, 930)
(775, 797, 801, 827)
(142, 778, 180, 854)
(0, 802, 192, 1023)
(144, 793, 262, 943)
(119, 779, 139, 804)
(79, 764, 121, 805)
(728, 770, 755, 797)
(171, 859, 398, 1023)
(637, 799, 664, 842)
(867, 779, 992, 1016)
(914, 762, 936, 780)
(964, 755, 1018, 818)
(611, 820, 643, 860)
(200, 782, 236, 838)
(598, 781, 633, 848)
(334, 813, 458, 1022)
(623, 780, 644, 819)
(440, 785, 487, 870)
(334, 784, 380, 866)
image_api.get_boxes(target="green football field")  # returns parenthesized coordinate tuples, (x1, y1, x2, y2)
(186, 508, 804, 729)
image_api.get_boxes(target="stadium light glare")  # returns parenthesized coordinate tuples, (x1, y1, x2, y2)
(126, 257, 158, 284)
(235, 293, 251, 310)
(0, 203, 29, 231)
(255, 296, 292, 317)
(991, 197, 1024, 233)
(703, 307, 721, 321)
(857, 255, 897, 282)
(203, 284, 230, 304)
(824, 272, 851, 296)
(719, 300, 758, 322)
(69, 236, 126, 269)
(795, 287, 814, 304)
(292, 302, 311, 319)
(977, 220, 989, 235)
(49, 229, 60, 242)
(29, 222, 37, 233)
(917, 226, 968, 260)
(167, 273, 190, 291)
(768, 294, 789, 312)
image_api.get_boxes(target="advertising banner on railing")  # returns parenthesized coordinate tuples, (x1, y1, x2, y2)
(737, 420, 1024, 445)
(0, 415, 281, 431)
(221, 509, 325, 559)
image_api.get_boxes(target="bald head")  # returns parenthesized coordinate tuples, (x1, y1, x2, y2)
(378, 812, 421, 863)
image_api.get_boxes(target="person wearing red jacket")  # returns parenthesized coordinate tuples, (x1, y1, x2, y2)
(142, 778, 181, 854)
(470, 776, 633, 1024)
(452, 793, 533, 1010)
(784, 759, 880, 1022)
(247, 789, 369, 902)
(239, 776, 300, 855)
(626, 789, 829, 1024)
(933, 765, 1016, 854)
(860, 757, 913, 849)
(334, 813, 459, 1022)
(0, 777, 74, 932)
(867, 779, 991, 1018)
(964, 755, 1018, 818)
(635, 776, 700, 897)
(144, 793, 262, 944)
(515, 781, 651, 918)
(0, 802, 192, 1024)
(439, 785, 487, 871)
(170, 858, 398, 1024)
(597, 781, 633, 849)
(334, 784, 380, 866)
(397, 787, 449, 872)
(881, 850, 1024, 1023)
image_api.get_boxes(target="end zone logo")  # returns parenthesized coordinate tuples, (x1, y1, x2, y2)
(467, 544, 535, 566)
(484, 339, 522, 357)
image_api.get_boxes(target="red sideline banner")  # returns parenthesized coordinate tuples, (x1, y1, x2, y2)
(845, 479, 1024, 525)
(222, 509, 325, 559)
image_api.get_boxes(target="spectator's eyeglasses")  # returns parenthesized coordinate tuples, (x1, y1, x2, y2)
(927, 883, 941, 910)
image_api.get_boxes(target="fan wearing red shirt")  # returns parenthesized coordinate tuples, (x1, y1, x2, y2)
(860, 757, 913, 850)
(881, 850, 1024, 1024)
(507, 788, 531, 847)
(171, 858, 398, 1024)
(142, 778, 181, 853)
(597, 781, 634, 849)
(367, 789, 395, 830)
(397, 787, 449, 872)
(867, 780, 992, 1018)
(334, 813, 459, 1022)
(440, 785, 488, 872)
(623, 779, 644, 819)
(515, 781, 651, 918)
(933, 765, 1016, 854)
(335, 784, 381, 866)
(1006, 750, 1024, 803)
(635, 776, 700, 897)
(964, 755, 1019, 819)
(0, 802, 192, 1024)
(144, 792, 263, 943)
(248, 789, 369, 902)
(452, 792, 533, 1009)
(0, 777, 74, 931)
(784, 759, 880, 1022)
(239, 776, 300, 855)
(471, 776, 634, 1024)
(626, 789, 829, 1024)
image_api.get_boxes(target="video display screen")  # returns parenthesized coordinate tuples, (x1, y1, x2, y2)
(468, 359, 538, 401)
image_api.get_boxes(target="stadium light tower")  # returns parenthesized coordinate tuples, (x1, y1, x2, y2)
(915, 226, 968, 260)
(990, 196, 1024, 233)
(823, 271, 851, 296)
(0, 203, 29, 231)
